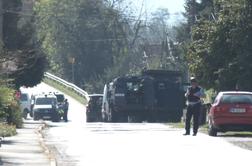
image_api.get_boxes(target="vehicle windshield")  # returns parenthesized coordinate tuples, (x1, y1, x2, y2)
(220, 94, 252, 104)
(89, 96, 103, 106)
(36, 97, 57, 105)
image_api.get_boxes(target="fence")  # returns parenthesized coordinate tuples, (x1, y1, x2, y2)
(44, 72, 90, 101)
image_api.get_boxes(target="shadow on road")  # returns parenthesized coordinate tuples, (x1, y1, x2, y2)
(1, 140, 14, 145)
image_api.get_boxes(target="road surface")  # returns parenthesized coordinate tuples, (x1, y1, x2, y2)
(25, 83, 252, 166)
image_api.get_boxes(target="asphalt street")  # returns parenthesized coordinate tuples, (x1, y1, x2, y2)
(43, 122, 252, 166)
(21, 83, 252, 166)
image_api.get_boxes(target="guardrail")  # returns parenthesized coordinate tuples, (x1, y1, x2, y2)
(44, 72, 90, 101)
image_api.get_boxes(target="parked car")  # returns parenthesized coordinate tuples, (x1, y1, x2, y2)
(86, 94, 103, 122)
(19, 93, 31, 119)
(32, 93, 61, 122)
(208, 91, 252, 136)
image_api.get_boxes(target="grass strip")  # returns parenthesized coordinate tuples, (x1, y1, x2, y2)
(167, 122, 208, 133)
(43, 77, 87, 105)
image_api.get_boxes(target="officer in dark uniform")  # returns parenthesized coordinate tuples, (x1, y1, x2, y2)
(184, 77, 205, 136)
(63, 99, 69, 122)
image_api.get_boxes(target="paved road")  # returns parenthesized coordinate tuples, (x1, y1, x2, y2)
(29, 83, 252, 166)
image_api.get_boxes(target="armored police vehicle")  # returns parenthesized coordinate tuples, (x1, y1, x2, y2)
(142, 70, 185, 122)
(102, 76, 145, 122)
(102, 70, 185, 122)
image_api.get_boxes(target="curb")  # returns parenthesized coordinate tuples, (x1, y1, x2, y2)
(36, 122, 57, 166)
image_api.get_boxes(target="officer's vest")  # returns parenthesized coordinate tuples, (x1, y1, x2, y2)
(188, 86, 201, 102)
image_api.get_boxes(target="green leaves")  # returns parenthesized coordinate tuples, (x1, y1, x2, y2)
(186, 0, 252, 91)
(35, 0, 129, 92)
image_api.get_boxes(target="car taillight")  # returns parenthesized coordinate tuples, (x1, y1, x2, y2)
(211, 106, 222, 114)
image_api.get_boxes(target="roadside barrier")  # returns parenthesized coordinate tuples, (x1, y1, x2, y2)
(44, 72, 89, 101)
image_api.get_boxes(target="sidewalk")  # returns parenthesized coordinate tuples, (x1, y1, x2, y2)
(0, 120, 55, 166)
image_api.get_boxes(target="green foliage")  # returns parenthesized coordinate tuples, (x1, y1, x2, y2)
(35, 0, 128, 90)
(11, 49, 48, 88)
(2, 0, 22, 50)
(0, 86, 23, 128)
(185, 0, 252, 91)
(1, 0, 48, 88)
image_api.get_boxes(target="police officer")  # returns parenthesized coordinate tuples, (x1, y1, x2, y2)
(63, 99, 69, 122)
(184, 77, 205, 136)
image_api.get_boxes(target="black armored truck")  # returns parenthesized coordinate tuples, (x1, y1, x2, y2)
(102, 70, 186, 122)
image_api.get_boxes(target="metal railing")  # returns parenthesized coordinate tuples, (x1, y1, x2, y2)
(44, 72, 89, 101)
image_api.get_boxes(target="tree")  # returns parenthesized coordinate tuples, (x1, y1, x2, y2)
(187, 0, 252, 91)
(2, 0, 22, 50)
(35, 0, 147, 92)
(1, 0, 48, 88)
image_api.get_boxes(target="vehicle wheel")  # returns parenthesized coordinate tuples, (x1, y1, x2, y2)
(208, 119, 217, 136)
(23, 109, 28, 119)
(86, 117, 93, 122)
(30, 111, 33, 117)
(52, 112, 60, 122)
(117, 113, 128, 123)
(148, 110, 157, 123)
(173, 109, 183, 123)
(130, 113, 144, 123)
(102, 112, 107, 122)
(33, 113, 39, 121)
(111, 110, 120, 123)
(109, 107, 118, 122)
(111, 111, 117, 122)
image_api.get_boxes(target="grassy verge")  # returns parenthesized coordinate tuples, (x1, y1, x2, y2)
(168, 122, 208, 133)
(168, 122, 184, 128)
(0, 123, 17, 137)
(43, 77, 87, 105)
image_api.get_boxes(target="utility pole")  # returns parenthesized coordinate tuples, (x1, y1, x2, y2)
(69, 57, 75, 83)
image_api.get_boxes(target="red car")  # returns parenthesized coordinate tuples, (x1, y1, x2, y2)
(208, 91, 252, 136)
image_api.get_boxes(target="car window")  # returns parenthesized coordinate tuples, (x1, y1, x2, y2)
(20, 94, 28, 101)
(55, 94, 65, 102)
(220, 94, 252, 104)
(36, 97, 57, 105)
(89, 96, 103, 106)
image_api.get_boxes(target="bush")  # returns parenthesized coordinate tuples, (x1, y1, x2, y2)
(6, 101, 23, 128)
(0, 86, 23, 128)
(0, 123, 17, 137)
